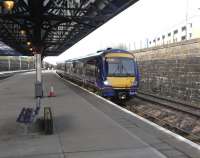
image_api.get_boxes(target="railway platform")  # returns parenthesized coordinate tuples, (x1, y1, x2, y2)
(0, 71, 199, 158)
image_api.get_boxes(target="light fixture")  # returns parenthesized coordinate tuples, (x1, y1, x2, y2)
(27, 41, 31, 46)
(29, 48, 33, 51)
(20, 29, 26, 35)
(3, 1, 15, 10)
(103, 80, 110, 86)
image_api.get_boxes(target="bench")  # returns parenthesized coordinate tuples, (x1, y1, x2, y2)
(17, 108, 34, 123)
(16, 106, 53, 135)
(17, 106, 40, 124)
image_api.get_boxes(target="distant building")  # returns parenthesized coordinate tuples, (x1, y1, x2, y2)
(147, 16, 200, 47)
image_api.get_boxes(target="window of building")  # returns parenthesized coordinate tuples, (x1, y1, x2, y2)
(182, 26, 186, 31)
(190, 23, 192, 28)
(189, 33, 192, 38)
(149, 41, 151, 45)
(174, 29, 178, 34)
(157, 37, 160, 41)
(168, 33, 171, 37)
(181, 36, 186, 41)
(173, 38, 178, 42)
(162, 35, 165, 39)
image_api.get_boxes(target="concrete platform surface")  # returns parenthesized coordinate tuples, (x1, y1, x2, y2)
(0, 71, 199, 158)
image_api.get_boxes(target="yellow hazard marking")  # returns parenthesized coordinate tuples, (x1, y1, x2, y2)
(105, 53, 134, 58)
(107, 77, 135, 88)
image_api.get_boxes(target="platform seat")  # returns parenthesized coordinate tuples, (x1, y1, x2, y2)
(17, 107, 35, 124)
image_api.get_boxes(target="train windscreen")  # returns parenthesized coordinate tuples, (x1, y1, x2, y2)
(106, 57, 135, 77)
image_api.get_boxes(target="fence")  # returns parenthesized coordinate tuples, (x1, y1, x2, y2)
(0, 56, 35, 72)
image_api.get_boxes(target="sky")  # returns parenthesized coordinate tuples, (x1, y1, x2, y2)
(44, 0, 200, 65)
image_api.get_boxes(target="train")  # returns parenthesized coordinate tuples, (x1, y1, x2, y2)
(56, 48, 139, 100)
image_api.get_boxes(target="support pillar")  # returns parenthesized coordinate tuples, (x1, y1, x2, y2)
(19, 56, 22, 70)
(35, 53, 43, 97)
(8, 57, 10, 71)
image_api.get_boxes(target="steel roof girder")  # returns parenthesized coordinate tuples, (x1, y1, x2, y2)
(0, 0, 139, 56)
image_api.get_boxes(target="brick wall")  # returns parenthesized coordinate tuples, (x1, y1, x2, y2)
(133, 38, 200, 107)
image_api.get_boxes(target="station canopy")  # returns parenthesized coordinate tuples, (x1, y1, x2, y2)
(0, 0, 138, 57)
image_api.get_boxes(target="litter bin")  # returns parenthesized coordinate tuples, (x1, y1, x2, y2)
(35, 81, 43, 97)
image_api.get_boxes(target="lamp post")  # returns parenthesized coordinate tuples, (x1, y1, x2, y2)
(8, 56, 10, 71)
(185, 0, 189, 40)
(27, 41, 31, 46)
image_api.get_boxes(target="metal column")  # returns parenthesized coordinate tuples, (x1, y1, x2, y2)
(8, 57, 10, 71)
(19, 56, 22, 70)
(35, 53, 43, 97)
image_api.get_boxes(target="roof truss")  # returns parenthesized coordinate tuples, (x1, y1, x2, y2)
(0, 0, 138, 57)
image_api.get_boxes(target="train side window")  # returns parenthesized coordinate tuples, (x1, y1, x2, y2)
(104, 61, 108, 76)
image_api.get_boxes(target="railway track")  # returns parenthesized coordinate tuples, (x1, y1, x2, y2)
(136, 92, 200, 118)
(120, 92, 200, 144)
(0, 73, 14, 80)
(126, 105, 200, 143)
(0, 70, 35, 81)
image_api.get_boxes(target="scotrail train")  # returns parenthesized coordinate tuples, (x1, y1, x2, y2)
(56, 48, 139, 100)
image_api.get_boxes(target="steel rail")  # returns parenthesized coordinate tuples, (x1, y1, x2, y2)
(0, 69, 35, 80)
(136, 92, 200, 118)
(126, 105, 200, 144)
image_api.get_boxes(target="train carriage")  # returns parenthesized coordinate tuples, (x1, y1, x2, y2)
(56, 48, 139, 100)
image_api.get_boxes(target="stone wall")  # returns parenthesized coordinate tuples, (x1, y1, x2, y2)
(133, 38, 200, 107)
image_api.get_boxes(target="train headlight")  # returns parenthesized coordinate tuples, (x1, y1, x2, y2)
(104, 80, 110, 86)
(133, 80, 138, 86)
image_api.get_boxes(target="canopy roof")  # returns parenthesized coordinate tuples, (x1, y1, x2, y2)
(0, 0, 138, 57)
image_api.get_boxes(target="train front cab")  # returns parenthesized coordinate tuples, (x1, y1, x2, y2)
(101, 52, 139, 100)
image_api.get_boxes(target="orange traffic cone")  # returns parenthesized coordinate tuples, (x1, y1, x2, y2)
(48, 86, 56, 97)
